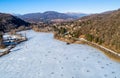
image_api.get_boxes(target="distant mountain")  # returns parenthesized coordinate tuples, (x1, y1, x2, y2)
(0, 13, 29, 32)
(17, 11, 87, 23)
(12, 13, 21, 16)
(65, 12, 88, 18)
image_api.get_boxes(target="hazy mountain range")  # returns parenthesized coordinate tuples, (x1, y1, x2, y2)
(16, 11, 88, 23)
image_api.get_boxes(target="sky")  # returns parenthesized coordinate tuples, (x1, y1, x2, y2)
(0, 0, 120, 14)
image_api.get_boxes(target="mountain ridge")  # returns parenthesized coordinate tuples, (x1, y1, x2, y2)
(17, 11, 87, 23)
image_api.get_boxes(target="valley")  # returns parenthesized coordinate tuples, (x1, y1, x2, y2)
(0, 2, 120, 77)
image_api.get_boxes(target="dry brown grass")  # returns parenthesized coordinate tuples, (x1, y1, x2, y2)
(100, 50, 120, 62)
(0, 44, 6, 49)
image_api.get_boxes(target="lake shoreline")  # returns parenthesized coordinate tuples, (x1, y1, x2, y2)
(54, 35, 120, 62)
(32, 30, 120, 62)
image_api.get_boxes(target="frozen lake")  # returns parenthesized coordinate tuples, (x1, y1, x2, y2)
(0, 30, 120, 78)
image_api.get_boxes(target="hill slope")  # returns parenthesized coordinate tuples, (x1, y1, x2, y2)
(0, 13, 29, 32)
(53, 9, 120, 53)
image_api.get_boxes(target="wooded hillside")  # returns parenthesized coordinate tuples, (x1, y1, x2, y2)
(53, 9, 120, 53)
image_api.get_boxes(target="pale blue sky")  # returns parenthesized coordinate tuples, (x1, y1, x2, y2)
(0, 0, 120, 14)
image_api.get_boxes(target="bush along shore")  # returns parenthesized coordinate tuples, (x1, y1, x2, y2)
(0, 34, 27, 57)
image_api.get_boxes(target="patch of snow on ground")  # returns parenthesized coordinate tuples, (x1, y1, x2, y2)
(0, 48, 8, 53)
(0, 30, 120, 78)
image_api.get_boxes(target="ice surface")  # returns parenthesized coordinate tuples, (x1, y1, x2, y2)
(0, 30, 120, 78)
